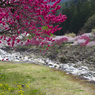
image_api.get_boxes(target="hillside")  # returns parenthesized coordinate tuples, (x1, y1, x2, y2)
(55, 0, 95, 35)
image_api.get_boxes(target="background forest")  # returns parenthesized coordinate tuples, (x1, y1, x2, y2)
(54, 0, 95, 35)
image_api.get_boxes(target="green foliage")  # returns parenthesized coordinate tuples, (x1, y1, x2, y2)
(0, 73, 8, 80)
(65, 32, 76, 37)
(42, 26, 55, 37)
(54, 0, 95, 35)
(91, 29, 95, 33)
(82, 14, 95, 33)
(42, 26, 48, 30)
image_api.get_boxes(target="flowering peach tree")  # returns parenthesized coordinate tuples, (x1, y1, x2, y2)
(0, 0, 67, 47)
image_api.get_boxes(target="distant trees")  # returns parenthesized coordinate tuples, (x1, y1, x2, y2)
(54, 0, 95, 35)
(82, 14, 95, 33)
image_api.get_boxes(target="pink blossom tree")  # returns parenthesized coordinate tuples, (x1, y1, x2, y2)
(0, 0, 67, 47)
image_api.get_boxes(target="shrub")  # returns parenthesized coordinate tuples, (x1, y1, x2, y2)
(65, 32, 76, 38)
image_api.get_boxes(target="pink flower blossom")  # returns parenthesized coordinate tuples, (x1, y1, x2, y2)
(6, 58, 9, 60)
(17, 39, 20, 43)
(0, 0, 67, 48)
(2, 59, 4, 61)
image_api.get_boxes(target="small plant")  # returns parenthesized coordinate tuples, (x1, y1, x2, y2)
(0, 74, 8, 80)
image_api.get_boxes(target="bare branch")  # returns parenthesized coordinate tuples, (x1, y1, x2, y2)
(0, 28, 11, 35)
(0, 1, 19, 8)
(0, 0, 7, 5)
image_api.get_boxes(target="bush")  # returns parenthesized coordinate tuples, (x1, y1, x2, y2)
(91, 29, 95, 33)
(65, 32, 76, 38)
(82, 14, 95, 33)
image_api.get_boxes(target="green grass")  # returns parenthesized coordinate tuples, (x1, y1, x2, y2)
(0, 61, 95, 95)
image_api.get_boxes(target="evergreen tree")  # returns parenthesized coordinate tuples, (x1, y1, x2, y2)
(55, 0, 95, 35)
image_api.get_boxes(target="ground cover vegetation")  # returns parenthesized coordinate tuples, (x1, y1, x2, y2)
(0, 62, 95, 95)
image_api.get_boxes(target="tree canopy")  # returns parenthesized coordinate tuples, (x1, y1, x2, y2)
(54, 0, 95, 35)
(0, 0, 67, 47)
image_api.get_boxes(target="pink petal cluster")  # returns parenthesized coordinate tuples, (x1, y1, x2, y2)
(25, 36, 68, 47)
(86, 41, 95, 46)
(73, 34, 92, 46)
(54, 37, 68, 45)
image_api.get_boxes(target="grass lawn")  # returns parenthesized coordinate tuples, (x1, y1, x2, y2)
(0, 61, 95, 95)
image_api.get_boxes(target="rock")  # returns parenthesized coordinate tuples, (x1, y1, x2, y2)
(60, 64, 69, 70)
(78, 66, 88, 70)
(83, 76, 92, 81)
(69, 66, 75, 71)
(23, 56, 29, 61)
(45, 58, 50, 63)
(0, 49, 7, 54)
(72, 69, 82, 75)
(49, 65, 54, 68)
(53, 64, 60, 69)
(38, 59, 46, 65)
(48, 61, 54, 66)
(91, 77, 95, 81)
(68, 63, 75, 66)
(80, 71, 88, 76)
